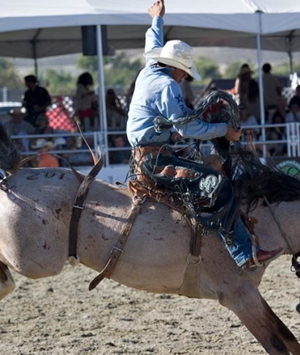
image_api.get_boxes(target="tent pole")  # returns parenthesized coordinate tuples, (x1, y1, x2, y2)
(31, 29, 41, 77)
(34, 58, 38, 77)
(288, 51, 293, 75)
(32, 41, 38, 77)
(96, 24, 109, 167)
(287, 32, 294, 77)
(288, 50, 294, 86)
(256, 10, 267, 158)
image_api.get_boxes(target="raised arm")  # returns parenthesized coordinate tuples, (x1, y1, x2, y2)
(148, 0, 165, 18)
(145, 1, 165, 55)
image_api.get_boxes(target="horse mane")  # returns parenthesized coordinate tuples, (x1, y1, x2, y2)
(198, 91, 300, 211)
(230, 147, 300, 211)
(0, 123, 22, 174)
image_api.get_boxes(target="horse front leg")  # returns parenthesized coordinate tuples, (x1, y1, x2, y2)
(259, 296, 300, 355)
(0, 261, 15, 300)
(219, 283, 300, 355)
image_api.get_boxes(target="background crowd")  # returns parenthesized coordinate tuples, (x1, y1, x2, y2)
(1, 61, 300, 167)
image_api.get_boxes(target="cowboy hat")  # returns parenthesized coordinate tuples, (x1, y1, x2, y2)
(31, 138, 54, 149)
(144, 40, 201, 81)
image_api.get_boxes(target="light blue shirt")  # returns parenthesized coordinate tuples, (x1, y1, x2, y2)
(126, 16, 227, 147)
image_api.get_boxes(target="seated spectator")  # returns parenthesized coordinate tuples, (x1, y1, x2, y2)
(30, 138, 60, 167)
(285, 103, 300, 123)
(109, 134, 131, 164)
(60, 136, 93, 167)
(289, 85, 300, 108)
(273, 97, 289, 121)
(106, 89, 127, 131)
(35, 113, 55, 135)
(239, 104, 260, 139)
(4, 107, 35, 152)
(266, 110, 287, 156)
(242, 128, 258, 153)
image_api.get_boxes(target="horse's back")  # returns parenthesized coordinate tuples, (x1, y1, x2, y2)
(0, 167, 134, 278)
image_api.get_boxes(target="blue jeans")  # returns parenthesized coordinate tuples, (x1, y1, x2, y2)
(219, 218, 253, 267)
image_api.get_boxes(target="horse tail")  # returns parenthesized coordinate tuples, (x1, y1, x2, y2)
(0, 123, 22, 174)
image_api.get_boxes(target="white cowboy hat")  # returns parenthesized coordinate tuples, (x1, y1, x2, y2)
(31, 138, 54, 150)
(144, 40, 201, 81)
(53, 137, 67, 146)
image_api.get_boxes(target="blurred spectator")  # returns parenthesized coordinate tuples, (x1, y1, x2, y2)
(239, 104, 260, 138)
(262, 63, 282, 120)
(180, 74, 194, 109)
(74, 72, 98, 132)
(35, 113, 54, 135)
(266, 109, 287, 157)
(4, 107, 35, 152)
(273, 97, 289, 121)
(242, 128, 258, 153)
(231, 63, 253, 106)
(109, 135, 131, 164)
(285, 103, 300, 123)
(246, 79, 261, 123)
(106, 89, 127, 131)
(289, 85, 300, 108)
(60, 136, 93, 167)
(30, 138, 60, 167)
(22, 75, 52, 127)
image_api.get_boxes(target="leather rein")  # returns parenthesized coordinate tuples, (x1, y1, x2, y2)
(68, 158, 140, 291)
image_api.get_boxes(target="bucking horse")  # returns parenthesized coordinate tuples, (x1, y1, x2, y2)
(0, 92, 300, 354)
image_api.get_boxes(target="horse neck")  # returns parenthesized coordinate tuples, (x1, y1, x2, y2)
(252, 200, 300, 255)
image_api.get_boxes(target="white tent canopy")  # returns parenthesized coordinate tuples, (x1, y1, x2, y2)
(0, 0, 300, 60)
(1, 0, 300, 159)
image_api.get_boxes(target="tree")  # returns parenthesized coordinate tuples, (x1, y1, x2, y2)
(41, 69, 76, 96)
(76, 55, 98, 75)
(271, 62, 300, 77)
(223, 60, 256, 79)
(223, 61, 243, 79)
(104, 53, 142, 91)
(76, 53, 143, 92)
(194, 57, 221, 85)
(0, 57, 23, 89)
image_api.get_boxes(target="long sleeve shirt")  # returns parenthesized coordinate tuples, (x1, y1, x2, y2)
(126, 16, 227, 147)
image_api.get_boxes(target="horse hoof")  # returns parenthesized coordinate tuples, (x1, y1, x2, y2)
(295, 303, 300, 314)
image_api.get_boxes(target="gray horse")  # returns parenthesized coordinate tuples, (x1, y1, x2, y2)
(0, 125, 299, 355)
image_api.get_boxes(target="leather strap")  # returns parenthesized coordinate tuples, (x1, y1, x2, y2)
(190, 222, 203, 257)
(89, 204, 141, 291)
(68, 158, 103, 259)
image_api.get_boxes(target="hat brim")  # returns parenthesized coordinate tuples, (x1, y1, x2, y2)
(145, 48, 201, 81)
(31, 141, 54, 149)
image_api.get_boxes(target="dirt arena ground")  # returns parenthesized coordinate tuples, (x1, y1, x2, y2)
(0, 254, 300, 355)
